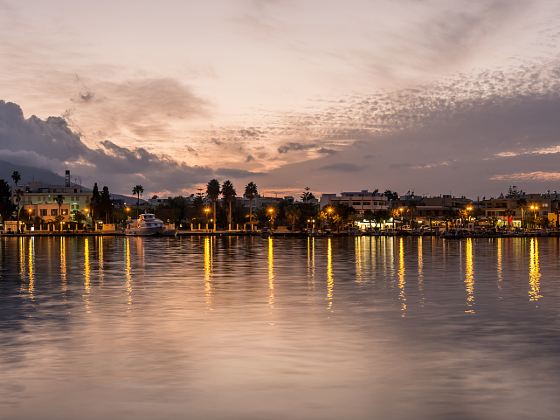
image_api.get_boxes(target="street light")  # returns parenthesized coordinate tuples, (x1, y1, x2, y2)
(530, 204, 539, 227)
(267, 207, 275, 230)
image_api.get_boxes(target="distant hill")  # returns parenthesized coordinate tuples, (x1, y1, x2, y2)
(0, 160, 66, 185)
(0, 160, 144, 205)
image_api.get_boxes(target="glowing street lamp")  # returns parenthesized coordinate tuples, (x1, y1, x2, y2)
(267, 207, 276, 230)
(530, 204, 539, 227)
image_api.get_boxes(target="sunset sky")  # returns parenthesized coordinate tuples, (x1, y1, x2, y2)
(1, 0, 560, 197)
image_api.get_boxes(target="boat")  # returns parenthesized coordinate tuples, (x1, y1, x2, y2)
(125, 213, 165, 236)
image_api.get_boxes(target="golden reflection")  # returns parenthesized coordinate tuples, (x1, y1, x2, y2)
(98, 236, 104, 284)
(496, 238, 503, 287)
(268, 237, 274, 307)
(125, 238, 132, 306)
(84, 237, 90, 293)
(327, 238, 334, 310)
(18, 236, 25, 280)
(529, 238, 542, 302)
(370, 237, 376, 281)
(204, 236, 214, 306)
(60, 237, 67, 291)
(28, 237, 35, 298)
(464, 238, 475, 314)
(307, 236, 315, 289)
(417, 237, 424, 304)
(355, 236, 363, 283)
(398, 237, 406, 314)
(387, 236, 394, 277)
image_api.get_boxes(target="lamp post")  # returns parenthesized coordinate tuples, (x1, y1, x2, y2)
(529, 204, 539, 228)
(465, 205, 473, 228)
(325, 206, 334, 230)
(203, 207, 211, 231)
(27, 208, 32, 232)
(267, 207, 275, 230)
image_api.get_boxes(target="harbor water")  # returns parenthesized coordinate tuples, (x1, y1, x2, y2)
(1, 236, 559, 419)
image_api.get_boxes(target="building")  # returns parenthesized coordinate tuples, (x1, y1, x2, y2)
(478, 194, 556, 226)
(320, 190, 389, 215)
(18, 170, 91, 221)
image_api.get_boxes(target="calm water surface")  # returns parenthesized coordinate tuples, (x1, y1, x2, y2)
(1, 236, 560, 419)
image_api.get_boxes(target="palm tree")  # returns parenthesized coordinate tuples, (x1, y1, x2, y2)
(206, 179, 221, 232)
(132, 185, 144, 217)
(11, 171, 22, 233)
(11, 170, 21, 186)
(285, 204, 301, 231)
(55, 194, 64, 231)
(244, 182, 258, 231)
(221, 180, 236, 230)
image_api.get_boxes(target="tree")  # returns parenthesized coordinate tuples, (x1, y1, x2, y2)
(206, 179, 221, 231)
(132, 185, 144, 217)
(244, 182, 258, 231)
(11, 171, 22, 233)
(517, 198, 528, 228)
(285, 204, 301, 231)
(384, 190, 399, 201)
(301, 187, 316, 203)
(91, 182, 101, 218)
(221, 180, 236, 230)
(0, 179, 14, 223)
(11, 170, 21, 186)
(100, 186, 112, 223)
(55, 194, 64, 231)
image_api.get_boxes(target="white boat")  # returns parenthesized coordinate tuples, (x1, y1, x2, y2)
(125, 213, 165, 236)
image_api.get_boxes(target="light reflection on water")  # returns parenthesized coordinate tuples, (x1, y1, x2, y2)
(1, 236, 560, 420)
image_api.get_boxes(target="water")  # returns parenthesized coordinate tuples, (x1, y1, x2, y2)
(1, 236, 559, 420)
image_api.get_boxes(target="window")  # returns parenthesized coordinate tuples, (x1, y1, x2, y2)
(40, 209, 47, 217)
(51, 209, 58, 216)
(61, 209, 69, 215)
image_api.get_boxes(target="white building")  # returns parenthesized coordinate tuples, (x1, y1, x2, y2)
(320, 190, 389, 214)
(17, 170, 91, 220)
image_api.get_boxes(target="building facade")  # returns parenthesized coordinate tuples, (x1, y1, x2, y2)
(320, 190, 389, 215)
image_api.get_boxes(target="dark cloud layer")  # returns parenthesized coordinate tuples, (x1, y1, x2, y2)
(0, 101, 256, 194)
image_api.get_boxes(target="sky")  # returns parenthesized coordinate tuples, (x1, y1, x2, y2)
(1, 0, 560, 198)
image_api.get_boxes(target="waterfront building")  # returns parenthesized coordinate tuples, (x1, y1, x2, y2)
(391, 195, 471, 225)
(18, 170, 91, 221)
(320, 190, 389, 215)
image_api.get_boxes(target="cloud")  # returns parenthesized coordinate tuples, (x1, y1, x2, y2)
(495, 145, 560, 158)
(255, 61, 560, 196)
(490, 172, 560, 182)
(277, 142, 317, 154)
(0, 100, 221, 195)
(318, 163, 361, 172)
(66, 77, 209, 141)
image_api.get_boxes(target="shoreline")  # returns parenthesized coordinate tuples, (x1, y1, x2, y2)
(2, 231, 560, 239)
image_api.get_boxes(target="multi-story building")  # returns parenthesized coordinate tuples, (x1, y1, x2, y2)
(478, 194, 555, 226)
(18, 170, 91, 221)
(320, 190, 389, 215)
